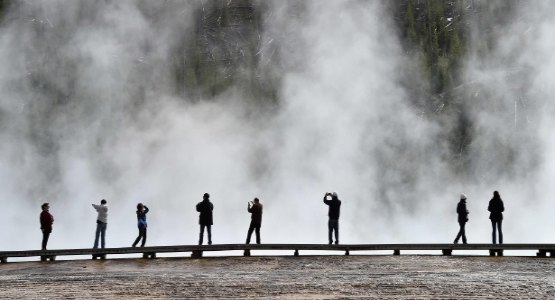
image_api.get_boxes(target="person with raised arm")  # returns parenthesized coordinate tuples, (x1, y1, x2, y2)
(246, 197, 263, 244)
(92, 199, 108, 249)
(196, 193, 214, 245)
(323, 192, 341, 245)
(132, 203, 149, 247)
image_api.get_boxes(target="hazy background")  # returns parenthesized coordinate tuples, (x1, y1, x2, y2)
(0, 0, 553, 251)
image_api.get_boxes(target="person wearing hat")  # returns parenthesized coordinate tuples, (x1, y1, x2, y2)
(453, 194, 469, 244)
(40, 203, 54, 250)
(323, 192, 341, 245)
(196, 193, 214, 245)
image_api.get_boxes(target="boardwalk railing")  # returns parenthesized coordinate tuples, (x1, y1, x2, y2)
(1, 243, 554, 263)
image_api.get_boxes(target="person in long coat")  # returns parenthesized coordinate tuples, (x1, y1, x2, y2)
(196, 193, 214, 245)
(488, 191, 505, 244)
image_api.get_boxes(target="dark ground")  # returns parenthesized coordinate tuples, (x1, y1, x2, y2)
(1, 255, 555, 299)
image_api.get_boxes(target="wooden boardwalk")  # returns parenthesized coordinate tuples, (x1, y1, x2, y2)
(1, 243, 554, 263)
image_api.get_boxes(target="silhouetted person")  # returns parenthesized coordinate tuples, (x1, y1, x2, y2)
(488, 191, 504, 244)
(92, 199, 108, 249)
(132, 203, 149, 247)
(323, 192, 341, 245)
(196, 193, 213, 245)
(246, 198, 263, 244)
(453, 194, 469, 244)
(40, 203, 54, 250)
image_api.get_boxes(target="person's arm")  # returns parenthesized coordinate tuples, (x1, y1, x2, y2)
(40, 213, 45, 228)
(92, 204, 99, 210)
(144, 206, 149, 214)
(323, 194, 330, 205)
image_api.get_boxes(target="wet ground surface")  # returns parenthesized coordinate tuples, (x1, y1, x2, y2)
(1, 255, 555, 299)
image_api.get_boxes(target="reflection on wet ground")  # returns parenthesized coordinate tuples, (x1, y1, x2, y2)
(1, 255, 555, 299)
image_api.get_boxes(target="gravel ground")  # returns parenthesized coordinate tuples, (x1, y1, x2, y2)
(1, 255, 555, 299)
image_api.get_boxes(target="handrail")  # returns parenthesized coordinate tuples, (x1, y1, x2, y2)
(1, 243, 554, 263)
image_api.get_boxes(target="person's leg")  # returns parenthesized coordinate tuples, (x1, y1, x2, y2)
(255, 225, 261, 244)
(498, 220, 503, 244)
(461, 222, 467, 244)
(42, 231, 50, 250)
(199, 225, 205, 245)
(491, 221, 497, 244)
(454, 222, 463, 243)
(328, 219, 333, 244)
(141, 226, 147, 247)
(133, 226, 141, 247)
(94, 223, 101, 249)
(207, 225, 212, 245)
(246, 223, 254, 244)
(334, 220, 339, 244)
(101, 223, 107, 248)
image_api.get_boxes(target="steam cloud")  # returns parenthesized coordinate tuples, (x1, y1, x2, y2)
(0, 0, 553, 252)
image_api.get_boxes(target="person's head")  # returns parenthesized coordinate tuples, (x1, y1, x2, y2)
(137, 203, 144, 211)
(332, 192, 338, 200)
(460, 194, 467, 201)
(41, 203, 50, 211)
(101, 199, 107, 205)
(203, 193, 210, 200)
(253, 198, 259, 203)
(493, 190, 500, 199)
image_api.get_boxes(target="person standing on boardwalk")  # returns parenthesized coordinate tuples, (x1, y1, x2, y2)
(132, 203, 149, 247)
(40, 203, 54, 250)
(488, 191, 505, 244)
(92, 199, 108, 249)
(246, 197, 263, 244)
(323, 192, 341, 245)
(453, 194, 469, 244)
(196, 193, 214, 245)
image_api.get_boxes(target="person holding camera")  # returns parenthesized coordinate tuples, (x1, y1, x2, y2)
(246, 197, 263, 244)
(323, 192, 341, 245)
(196, 193, 214, 245)
(92, 199, 108, 249)
(132, 203, 149, 247)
